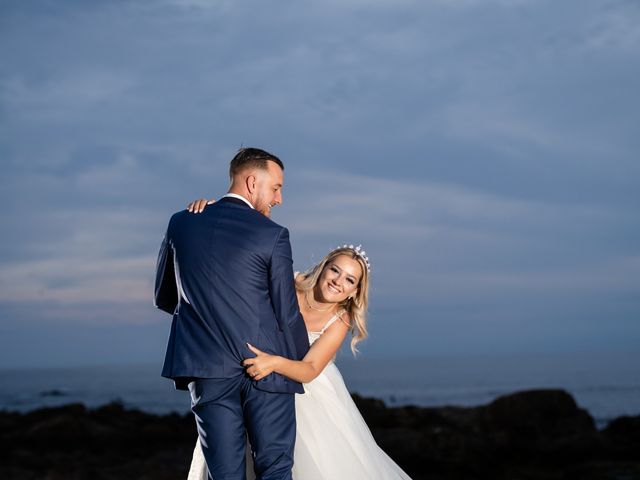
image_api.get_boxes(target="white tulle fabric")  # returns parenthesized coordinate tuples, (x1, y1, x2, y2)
(188, 312, 412, 480)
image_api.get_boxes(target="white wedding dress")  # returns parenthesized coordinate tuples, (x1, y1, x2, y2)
(188, 311, 412, 480)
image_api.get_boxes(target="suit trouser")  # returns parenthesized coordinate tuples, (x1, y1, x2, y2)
(189, 376, 296, 480)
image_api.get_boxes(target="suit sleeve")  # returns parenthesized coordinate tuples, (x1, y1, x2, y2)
(154, 229, 178, 315)
(268, 227, 310, 360)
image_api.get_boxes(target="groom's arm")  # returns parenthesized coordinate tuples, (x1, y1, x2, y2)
(268, 227, 310, 361)
(154, 229, 178, 314)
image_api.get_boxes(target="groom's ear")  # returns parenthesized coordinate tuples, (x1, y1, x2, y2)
(246, 174, 258, 194)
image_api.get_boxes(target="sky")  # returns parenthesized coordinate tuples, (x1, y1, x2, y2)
(1, 0, 639, 368)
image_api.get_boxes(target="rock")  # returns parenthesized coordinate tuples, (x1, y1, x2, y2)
(601, 414, 640, 459)
(0, 390, 638, 480)
(482, 389, 596, 437)
(354, 389, 636, 480)
(477, 389, 601, 462)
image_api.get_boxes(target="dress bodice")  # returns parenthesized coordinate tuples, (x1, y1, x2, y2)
(307, 331, 323, 346)
(307, 310, 346, 347)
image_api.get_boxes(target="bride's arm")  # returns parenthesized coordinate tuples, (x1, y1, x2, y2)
(243, 318, 350, 383)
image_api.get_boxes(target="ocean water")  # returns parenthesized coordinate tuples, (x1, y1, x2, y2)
(1, 351, 639, 429)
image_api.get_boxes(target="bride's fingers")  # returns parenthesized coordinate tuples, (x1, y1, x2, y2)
(186, 198, 209, 214)
(195, 198, 208, 213)
(243, 360, 261, 374)
(247, 343, 265, 356)
(185, 197, 215, 213)
(241, 358, 254, 367)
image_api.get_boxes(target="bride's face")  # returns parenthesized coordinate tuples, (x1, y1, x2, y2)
(315, 255, 362, 304)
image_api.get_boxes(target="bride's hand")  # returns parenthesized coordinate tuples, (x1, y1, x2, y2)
(242, 344, 279, 381)
(187, 198, 216, 213)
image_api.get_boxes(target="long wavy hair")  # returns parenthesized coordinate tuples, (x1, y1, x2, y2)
(296, 247, 370, 354)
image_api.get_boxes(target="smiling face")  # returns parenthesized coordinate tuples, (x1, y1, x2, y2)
(315, 254, 363, 303)
(252, 160, 283, 217)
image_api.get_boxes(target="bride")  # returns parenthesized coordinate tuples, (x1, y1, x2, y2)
(186, 198, 411, 480)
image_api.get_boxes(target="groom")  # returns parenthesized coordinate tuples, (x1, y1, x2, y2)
(154, 148, 310, 479)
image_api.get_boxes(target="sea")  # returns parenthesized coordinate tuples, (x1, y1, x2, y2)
(2, 350, 639, 430)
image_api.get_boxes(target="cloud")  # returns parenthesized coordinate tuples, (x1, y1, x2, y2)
(2, 167, 636, 319)
(585, 1, 640, 51)
(0, 207, 157, 305)
(276, 171, 640, 318)
(0, 0, 638, 363)
(1, 70, 137, 122)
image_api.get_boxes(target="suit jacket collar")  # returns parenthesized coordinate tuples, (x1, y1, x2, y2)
(220, 193, 253, 209)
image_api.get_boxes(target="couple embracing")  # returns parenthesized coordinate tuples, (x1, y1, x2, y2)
(155, 148, 411, 479)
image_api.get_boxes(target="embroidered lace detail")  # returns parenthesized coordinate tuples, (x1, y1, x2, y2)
(308, 309, 346, 346)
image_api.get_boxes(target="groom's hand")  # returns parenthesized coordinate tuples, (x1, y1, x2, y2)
(187, 198, 215, 213)
(242, 343, 279, 381)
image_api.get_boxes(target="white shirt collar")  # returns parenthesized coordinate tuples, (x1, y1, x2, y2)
(221, 193, 254, 209)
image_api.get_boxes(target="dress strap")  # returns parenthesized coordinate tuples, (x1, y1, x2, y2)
(320, 309, 347, 334)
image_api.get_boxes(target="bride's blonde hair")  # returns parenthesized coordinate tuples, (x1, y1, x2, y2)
(296, 247, 370, 354)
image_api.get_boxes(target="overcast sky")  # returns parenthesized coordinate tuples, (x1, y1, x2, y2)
(1, 0, 639, 368)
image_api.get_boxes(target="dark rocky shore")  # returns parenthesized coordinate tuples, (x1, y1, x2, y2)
(1, 389, 638, 480)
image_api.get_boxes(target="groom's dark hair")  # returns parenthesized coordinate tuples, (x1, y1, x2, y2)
(229, 147, 284, 178)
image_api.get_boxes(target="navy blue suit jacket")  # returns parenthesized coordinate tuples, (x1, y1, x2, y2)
(155, 197, 310, 394)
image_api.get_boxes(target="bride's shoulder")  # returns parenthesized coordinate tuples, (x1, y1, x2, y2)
(336, 309, 352, 328)
(294, 271, 308, 285)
